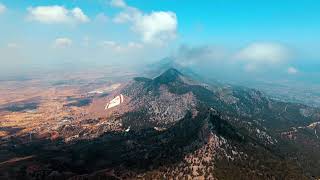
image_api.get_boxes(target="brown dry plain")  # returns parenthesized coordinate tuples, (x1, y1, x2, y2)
(0, 67, 138, 139)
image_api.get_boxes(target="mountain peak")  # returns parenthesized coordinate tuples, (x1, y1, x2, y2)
(163, 68, 183, 77)
(153, 68, 184, 85)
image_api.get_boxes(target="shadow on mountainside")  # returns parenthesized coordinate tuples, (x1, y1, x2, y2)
(0, 108, 221, 179)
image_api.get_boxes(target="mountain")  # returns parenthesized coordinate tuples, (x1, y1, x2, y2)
(153, 68, 184, 84)
(121, 68, 320, 178)
(145, 58, 205, 82)
(1, 68, 320, 179)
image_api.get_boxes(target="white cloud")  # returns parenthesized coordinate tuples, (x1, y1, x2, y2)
(112, 0, 177, 44)
(110, 0, 127, 8)
(53, 38, 73, 48)
(235, 42, 290, 64)
(101, 40, 118, 48)
(7, 43, 18, 48)
(135, 11, 177, 44)
(173, 45, 227, 67)
(244, 64, 258, 72)
(95, 13, 109, 23)
(100, 40, 143, 52)
(81, 37, 90, 47)
(287, 66, 298, 74)
(113, 9, 136, 23)
(128, 42, 143, 49)
(0, 3, 6, 14)
(27, 6, 89, 24)
(71, 7, 89, 23)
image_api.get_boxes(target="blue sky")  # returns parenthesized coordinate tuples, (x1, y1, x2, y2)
(135, 0, 319, 43)
(3, 0, 319, 43)
(0, 0, 319, 80)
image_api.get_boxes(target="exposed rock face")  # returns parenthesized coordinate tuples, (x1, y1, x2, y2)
(105, 94, 124, 109)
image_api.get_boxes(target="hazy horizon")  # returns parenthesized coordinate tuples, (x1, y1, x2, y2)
(1, 0, 319, 85)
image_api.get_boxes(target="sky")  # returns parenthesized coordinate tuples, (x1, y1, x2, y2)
(0, 0, 319, 82)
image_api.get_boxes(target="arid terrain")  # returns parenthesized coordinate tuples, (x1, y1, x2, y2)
(0, 66, 319, 179)
(0, 66, 137, 139)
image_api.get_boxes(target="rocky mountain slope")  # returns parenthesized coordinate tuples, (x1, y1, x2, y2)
(1, 68, 320, 179)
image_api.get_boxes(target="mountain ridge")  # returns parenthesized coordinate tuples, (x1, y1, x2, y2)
(1, 67, 320, 179)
